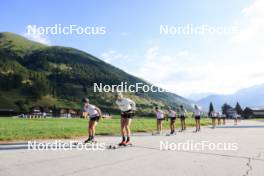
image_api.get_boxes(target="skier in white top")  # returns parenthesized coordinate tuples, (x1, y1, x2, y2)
(179, 105, 187, 132)
(154, 106, 165, 134)
(192, 105, 201, 132)
(209, 111, 217, 129)
(221, 113, 226, 125)
(217, 112, 222, 126)
(233, 112, 238, 126)
(82, 98, 102, 143)
(115, 92, 136, 146)
(167, 106, 177, 135)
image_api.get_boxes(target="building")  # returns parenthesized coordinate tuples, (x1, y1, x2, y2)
(226, 108, 237, 118)
(0, 109, 16, 117)
(59, 108, 80, 118)
(244, 107, 264, 118)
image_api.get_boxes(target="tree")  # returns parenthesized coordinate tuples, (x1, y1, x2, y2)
(82, 84, 88, 94)
(222, 103, 233, 115)
(235, 102, 243, 115)
(0, 74, 23, 91)
(208, 102, 214, 115)
(28, 80, 49, 98)
(15, 100, 29, 113)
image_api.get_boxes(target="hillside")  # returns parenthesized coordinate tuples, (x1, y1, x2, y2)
(197, 83, 264, 110)
(0, 32, 192, 114)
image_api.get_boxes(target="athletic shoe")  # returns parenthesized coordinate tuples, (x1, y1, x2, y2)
(118, 141, 126, 146)
(83, 138, 92, 143)
(170, 131, 176, 135)
(124, 141, 132, 146)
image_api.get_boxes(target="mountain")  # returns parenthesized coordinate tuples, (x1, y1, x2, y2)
(197, 84, 264, 111)
(0, 32, 192, 114)
(186, 92, 214, 101)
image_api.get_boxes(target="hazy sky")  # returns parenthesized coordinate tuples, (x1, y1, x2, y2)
(1, 0, 263, 98)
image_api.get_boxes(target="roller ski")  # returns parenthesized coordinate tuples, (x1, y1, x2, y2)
(166, 131, 176, 136)
(72, 139, 97, 146)
(152, 131, 163, 136)
(107, 141, 132, 150)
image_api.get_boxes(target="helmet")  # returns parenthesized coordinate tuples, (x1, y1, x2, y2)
(82, 98, 89, 103)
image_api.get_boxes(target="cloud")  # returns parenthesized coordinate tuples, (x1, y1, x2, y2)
(135, 0, 264, 96)
(23, 32, 50, 45)
(176, 51, 189, 57)
(232, 0, 264, 42)
(100, 0, 264, 97)
(135, 42, 264, 96)
(242, 0, 264, 17)
(136, 46, 195, 90)
(100, 50, 129, 63)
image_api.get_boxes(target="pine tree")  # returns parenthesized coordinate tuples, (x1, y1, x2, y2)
(235, 102, 243, 115)
(222, 103, 233, 115)
(208, 102, 214, 116)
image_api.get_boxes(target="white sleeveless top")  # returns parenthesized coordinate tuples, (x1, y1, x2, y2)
(168, 110, 176, 117)
(156, 110, 164, 119)
(83, 104, 98, 117)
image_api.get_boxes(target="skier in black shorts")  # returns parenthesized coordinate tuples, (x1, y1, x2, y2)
(217, 112, 222, 125)
(221, 113, 226, 125)
(192, 105, 201, 132)
(154, 106, 165, 135)
(82, 98, 102, 143)
(179, 105, 187, 132)
(115, 92, 136, 146)
(209, 111, 217, 128)
(167, 106, 177, 135)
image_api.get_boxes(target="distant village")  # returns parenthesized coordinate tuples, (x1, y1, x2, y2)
(0, 106, 112, 119)
(0, 105, 263, 119)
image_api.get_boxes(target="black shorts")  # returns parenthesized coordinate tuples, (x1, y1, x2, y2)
(90, 116, 100, 122)
(180, 115, 185, 120)
(169, 117, 176, 121)
(121, 110, 135, 119)
(211, 116, 216, 119)
(195, 115, 201, 120)
(157, 118, 165, 122)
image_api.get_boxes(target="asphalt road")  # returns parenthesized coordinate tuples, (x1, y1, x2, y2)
(1, 120, 264, 176)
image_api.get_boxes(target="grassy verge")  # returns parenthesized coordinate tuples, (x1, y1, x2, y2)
(0, 116, 211, 141)
(251, 117, 264, 119)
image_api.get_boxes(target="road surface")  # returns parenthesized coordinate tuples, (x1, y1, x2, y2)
(1, 120, 264, 176)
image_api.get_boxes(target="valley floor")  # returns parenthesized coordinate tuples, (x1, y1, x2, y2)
(0, 116, 211, 141)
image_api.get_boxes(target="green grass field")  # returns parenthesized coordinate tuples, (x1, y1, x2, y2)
(0, 116, 211, 141)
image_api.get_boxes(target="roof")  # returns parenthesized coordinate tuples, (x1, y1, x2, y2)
(0, 109, 15, 112)
(246, 107, 264, 111)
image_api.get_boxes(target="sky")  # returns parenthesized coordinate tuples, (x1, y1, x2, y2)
(1, 0, 264, 99)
